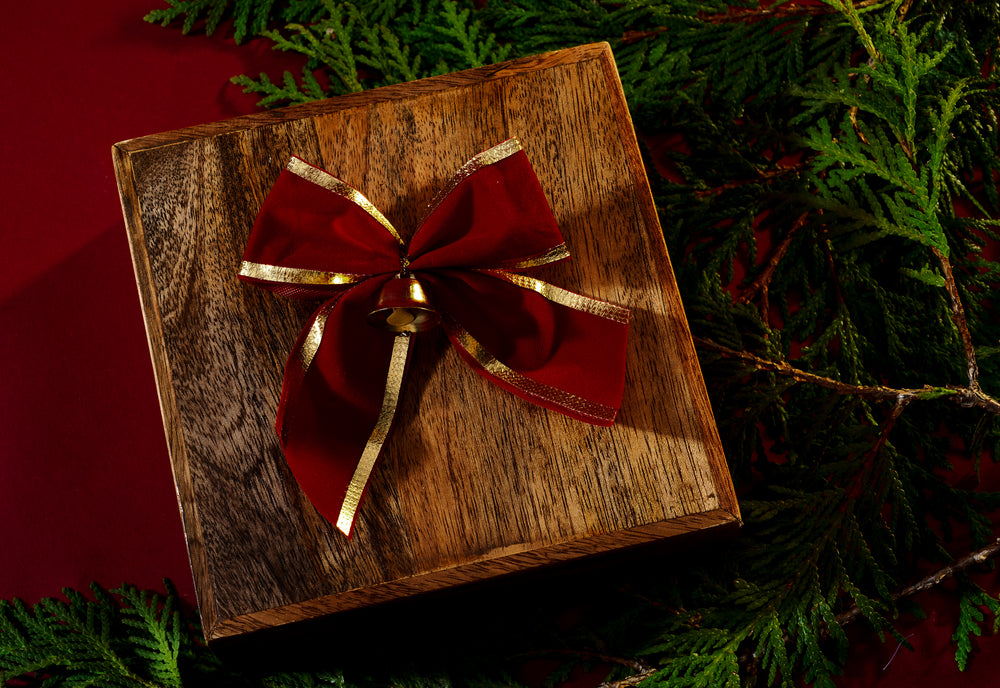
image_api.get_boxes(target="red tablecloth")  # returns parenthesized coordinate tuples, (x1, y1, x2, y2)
(1, 2, 996, 684)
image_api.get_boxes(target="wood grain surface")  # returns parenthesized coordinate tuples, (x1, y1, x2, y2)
(113, 42, 740, 644)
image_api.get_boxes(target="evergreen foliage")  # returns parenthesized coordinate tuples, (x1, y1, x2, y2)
(15, 0, 993, 685)
(0, 581, 349, 687)
(0, 582, 185, 687)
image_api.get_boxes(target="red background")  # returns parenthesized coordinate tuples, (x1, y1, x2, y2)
(0, 1, 301, 603)
(1, 2, 997, 685)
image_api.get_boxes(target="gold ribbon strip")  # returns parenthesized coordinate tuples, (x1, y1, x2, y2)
(481, 270, 631, 324)
(446, 322, 619, 425)
(239, 261, 369, 287)
(489, 244, 571, 270)
(286, 158, 404, 247)
(298, 303, 334, 372)
(420, 138, 524, 223)
(336, 332, 412, 536)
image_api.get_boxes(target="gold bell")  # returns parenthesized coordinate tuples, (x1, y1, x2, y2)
(366, 274, 440, 333)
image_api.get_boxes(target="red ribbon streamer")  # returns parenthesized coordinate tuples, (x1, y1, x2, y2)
(239, 138, 629, 537)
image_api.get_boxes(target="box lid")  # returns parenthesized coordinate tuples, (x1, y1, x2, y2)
(113, 42, 739, 644)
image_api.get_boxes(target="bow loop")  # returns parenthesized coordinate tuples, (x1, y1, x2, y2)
(240, 158, 404, 298)
(407, 140, 569, 272)
(422, 269, 628, 426)
(239, 138, 629, 538)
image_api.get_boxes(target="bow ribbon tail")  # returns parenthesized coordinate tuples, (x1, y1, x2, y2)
(274, 276, 413, 538)
(335, 332, 411, 536)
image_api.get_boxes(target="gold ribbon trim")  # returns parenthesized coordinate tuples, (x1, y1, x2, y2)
(286, 158, 404, 246)
(482, 270, 631, 324)
(298, 304, 333, 372)
(447, 322, 619, 425)
(239, 261, 369, 287)
(489, 244, 571, 270)
(420, 138, 524, 223)
(336, 332, 412, 536)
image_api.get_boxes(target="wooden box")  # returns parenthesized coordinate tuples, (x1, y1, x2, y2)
(113, 42, 739, 646)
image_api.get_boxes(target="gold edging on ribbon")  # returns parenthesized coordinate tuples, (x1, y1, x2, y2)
(490, 244, 571, 270)
(483, 270, 631, 325)
(298, 305, 334, 372)
(337, 333, 412, 536)
(448, 323, 618, 424)
(472, 138, 524, 167)
(420, 138, 524, 223)
(286, 158, 404, 247)
(240, 260, 368, 286)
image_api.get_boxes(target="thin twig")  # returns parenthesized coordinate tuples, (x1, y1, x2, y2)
(513, 648, 652, 673)
(844, 395, 911, 500)
(694, 337, 1000, 415)
(847, 0, 915, 149)
(934, 247, 981, 393)
(836, 539, 1000, 626)
(699, 0, 885, 26)
(621, 0, 885, 40)
(693, 160, 812, 199)
(738, 212, 810, 317)
(597, 667, 659, 688)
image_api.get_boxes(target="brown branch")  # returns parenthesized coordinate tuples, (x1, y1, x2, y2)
(934, 247, 981, 393)
(693, 337, 1000, 415)
(849, 105, 871, 144)
(738, 211, 810, 317)
(698, 0, 885, 26)
(844, 395, 911, 501)
(897, 0, 915, 21)
(513, 648, 651, 673)
(836, 539, 1000, 627)
(598, 541, 1000, 688)
(622, 0, 886, 40)
(693, 160, 812, 199)
(597, 667, 659, 688)
(622, 0, 893, 43)
(621, 28, 664, 46)
(870, 395, 909, 454)
(696, 337, 922, 401)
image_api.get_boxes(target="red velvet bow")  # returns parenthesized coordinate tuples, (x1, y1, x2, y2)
(238, 138, 629, 537)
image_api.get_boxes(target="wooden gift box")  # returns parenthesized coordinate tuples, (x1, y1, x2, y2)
(113, 42, 740, 646)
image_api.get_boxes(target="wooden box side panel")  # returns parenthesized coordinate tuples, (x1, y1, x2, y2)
(116, 43, 738, 641)
(214, 508, 738, 639)
(115, 145, 218, 625)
